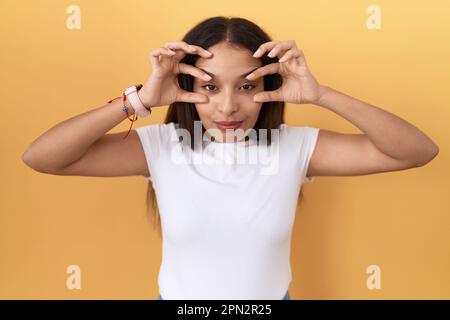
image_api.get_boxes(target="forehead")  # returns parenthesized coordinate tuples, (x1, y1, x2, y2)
(195, 42, 262, 79)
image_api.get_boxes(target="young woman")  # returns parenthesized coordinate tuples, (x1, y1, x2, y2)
(22, 16, 439, 300)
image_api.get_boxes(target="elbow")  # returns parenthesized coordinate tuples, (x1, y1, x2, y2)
(22, 149, 34, 168)
(414, 143, 439, 167)
(22, 149, 48, 173)
(22, 149, 66, 174)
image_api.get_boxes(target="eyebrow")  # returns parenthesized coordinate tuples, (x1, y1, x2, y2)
(198, 67, 259, 80)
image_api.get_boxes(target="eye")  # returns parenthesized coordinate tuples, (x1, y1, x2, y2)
(202, 84, 217, 92)
(201, 84, 256, 92)
(240, 84, 256, 91)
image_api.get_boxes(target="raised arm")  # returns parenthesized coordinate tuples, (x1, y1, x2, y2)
(22, 41, 213, 177)
(21, 95, 149, 176)
(246, 40, 439, 178)
(307, 86, 439, 177)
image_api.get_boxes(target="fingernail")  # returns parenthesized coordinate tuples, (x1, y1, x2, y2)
(246, 73, 253, 79)
(204, 74, 212, 80)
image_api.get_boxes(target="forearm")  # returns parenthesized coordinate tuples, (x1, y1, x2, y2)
(22, 96, 137, 171)
(315, 86, 439, 164)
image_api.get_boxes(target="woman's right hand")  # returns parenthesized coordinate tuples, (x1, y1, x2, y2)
(138, 41, 214, 109)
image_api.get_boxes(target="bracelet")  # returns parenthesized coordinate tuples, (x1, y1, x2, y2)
(121, 94, 138, 139)
(106, 88, 142, 139)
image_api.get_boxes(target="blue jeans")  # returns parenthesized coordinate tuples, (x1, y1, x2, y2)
(156, 291, 291, 300)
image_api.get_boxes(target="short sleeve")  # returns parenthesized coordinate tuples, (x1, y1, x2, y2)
(299, 127, 320, 183)
(283, 125, 319, 184)
(135, 123, 168, 182)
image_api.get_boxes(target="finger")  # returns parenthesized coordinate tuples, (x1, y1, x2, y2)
(150, 47, 176, 57)
(149, 47, 176, 65)
(297, 49, 308, 66)
(267, 40, 297, 58)
(178, 63, 212, 80)
(177, 90, 209, 104)
(278, 49, 302, 63)
(162, 41, 197, 61)
(245, 63, 279, 80)
(289, 49, 307, 67)
(188, 44, 213, 58)
(164, 40, 196, 53)
(253, 89, 283, 103)
(252, 41, 278, 58)
(253, 40, 297, 59)
(164, 41, 212, 59)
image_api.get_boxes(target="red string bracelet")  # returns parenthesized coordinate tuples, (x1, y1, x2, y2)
(107, 93, 138, 139)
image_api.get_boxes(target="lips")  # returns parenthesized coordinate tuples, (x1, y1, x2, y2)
(215, 121, 243, 130)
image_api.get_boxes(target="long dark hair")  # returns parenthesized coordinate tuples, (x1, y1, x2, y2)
(145, 16, 304, 236)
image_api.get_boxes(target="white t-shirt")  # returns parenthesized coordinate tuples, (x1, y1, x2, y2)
(135, 122, 320, 300)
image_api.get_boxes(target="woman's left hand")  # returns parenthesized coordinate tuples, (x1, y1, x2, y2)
(246, 40, 324, 105)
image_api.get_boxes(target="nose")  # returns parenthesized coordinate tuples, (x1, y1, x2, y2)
(217, 91, 239, 116)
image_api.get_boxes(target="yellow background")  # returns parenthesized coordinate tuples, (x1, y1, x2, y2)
(1, 0, 449, 299)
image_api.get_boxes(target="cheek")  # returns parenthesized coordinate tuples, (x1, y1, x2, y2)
(195, 104, 214, 121)
(241, 99, 263, 114)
